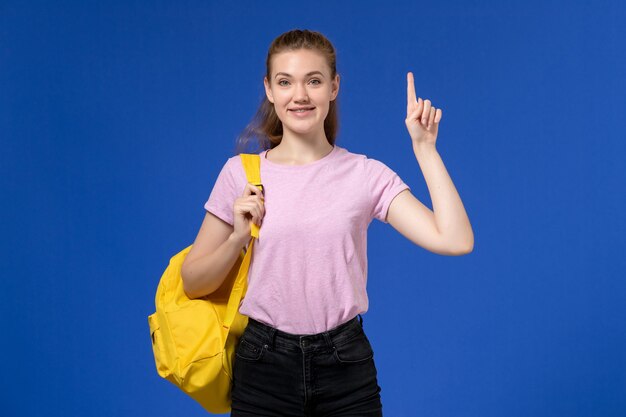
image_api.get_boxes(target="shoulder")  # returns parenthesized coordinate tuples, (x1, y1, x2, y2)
(332, 145, 369, 167)
(209, 154, 247, 192)
(331, 146, 397, 177)
(222, 152, 265, 185)
(336, 145, 384, 163)
(222, 154, 245, 178)
(344, 148, 391, 172)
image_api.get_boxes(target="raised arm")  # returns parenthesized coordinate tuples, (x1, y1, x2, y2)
(385, 72, 473, 256)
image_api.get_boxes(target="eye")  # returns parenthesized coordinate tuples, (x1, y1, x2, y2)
(277, 79, 321, 86)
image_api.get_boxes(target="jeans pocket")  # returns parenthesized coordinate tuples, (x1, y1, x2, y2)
(333, 331, 374, 364)
(235, 335, 266, 362)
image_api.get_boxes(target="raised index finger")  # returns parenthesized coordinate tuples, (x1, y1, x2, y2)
(407, 71, 417, 106)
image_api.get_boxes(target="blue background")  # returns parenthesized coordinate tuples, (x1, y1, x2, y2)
(1, 1, 625, 416)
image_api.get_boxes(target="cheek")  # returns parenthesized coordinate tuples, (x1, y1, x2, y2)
(315, 90, 333, 103)
(275, 96, 291, 109)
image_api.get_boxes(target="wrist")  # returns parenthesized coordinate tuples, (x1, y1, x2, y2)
(228, 231, 248, 249)
(412, 141, 437, 156)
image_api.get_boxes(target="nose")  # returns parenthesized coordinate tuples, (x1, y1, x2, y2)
(294, 82, 309, 102)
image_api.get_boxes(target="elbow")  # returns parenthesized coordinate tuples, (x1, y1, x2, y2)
(181, 281, 195, 299)
(180, 262, 199, 299)
(428, 238, 474, 256)
(182, 280, 202, 300)
(451, 229, 474, 255)
(458, 244, 474, 255)
(454, 239, 474, 255)
(181, 260, 217, 299)
(444, 237, 474, 256)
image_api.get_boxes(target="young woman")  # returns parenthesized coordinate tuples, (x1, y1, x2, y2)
(181, 29, 473, 416)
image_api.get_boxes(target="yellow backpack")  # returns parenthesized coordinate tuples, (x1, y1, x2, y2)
(147, 153, 262, 414)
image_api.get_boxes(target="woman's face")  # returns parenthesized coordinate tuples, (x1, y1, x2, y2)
(264, 49, 339, 138)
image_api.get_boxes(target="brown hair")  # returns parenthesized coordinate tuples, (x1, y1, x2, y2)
(233, 29, 340, 155)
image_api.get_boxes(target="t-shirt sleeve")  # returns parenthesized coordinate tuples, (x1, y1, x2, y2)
(204, 157, 243, 226)
(364, 156, 411, 224)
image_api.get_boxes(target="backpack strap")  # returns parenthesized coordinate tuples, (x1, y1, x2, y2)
(222, 153, 262, 336)
(239, 154, 263, 239)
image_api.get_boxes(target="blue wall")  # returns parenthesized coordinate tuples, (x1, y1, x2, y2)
(1, 1, 624, 416)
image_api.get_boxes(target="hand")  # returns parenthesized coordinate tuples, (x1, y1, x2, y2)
(405, 71, 442, 148)
(231, 182, 265, 246)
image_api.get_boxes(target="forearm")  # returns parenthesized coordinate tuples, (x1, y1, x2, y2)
(412, 142, 474, 252)
(182, 233, 247, 298)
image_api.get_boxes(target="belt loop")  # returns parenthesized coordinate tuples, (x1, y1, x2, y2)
(267, 327, 276, 350)
(322, 331, 334, 349)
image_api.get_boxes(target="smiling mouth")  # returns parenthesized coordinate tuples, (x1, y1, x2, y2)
(289, 107, 315, 112)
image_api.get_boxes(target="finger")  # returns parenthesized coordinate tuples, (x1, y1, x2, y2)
(244, 194, 262, 204)
(435, 108, 443, 124)
(428, 107, 436, 129)
(243, 202, 262, 225)
(243, 182, 264, 197)
(412, 97, 423, 120)
(407, 106, 423, 127)
(253, 198, 265, 223)
(421, 99, 431, 125)
(407, 72, 417, 109)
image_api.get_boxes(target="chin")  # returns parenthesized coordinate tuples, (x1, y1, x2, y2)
(287, 125, 319, 135)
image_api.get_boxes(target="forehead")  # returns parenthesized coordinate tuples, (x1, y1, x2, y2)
(271, 49, 329, 76)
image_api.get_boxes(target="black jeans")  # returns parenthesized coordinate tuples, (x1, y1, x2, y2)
(231, 314, 384, 417)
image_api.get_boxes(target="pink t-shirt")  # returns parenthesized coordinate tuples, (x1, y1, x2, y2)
(204, 144, 410, 334)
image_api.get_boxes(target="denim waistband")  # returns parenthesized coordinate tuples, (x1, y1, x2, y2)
(244, 314, 364, 351)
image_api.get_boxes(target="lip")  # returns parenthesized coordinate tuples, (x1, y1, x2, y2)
(288, 107, 315, 117)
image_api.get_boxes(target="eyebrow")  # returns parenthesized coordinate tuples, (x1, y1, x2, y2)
(274, 71, 325, 79)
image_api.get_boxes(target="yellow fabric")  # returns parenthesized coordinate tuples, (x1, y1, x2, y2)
(147, 153, 262, 414)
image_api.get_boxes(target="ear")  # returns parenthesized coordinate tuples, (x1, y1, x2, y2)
(264, 77, 274, 103)
(330, 73, 340, 101)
